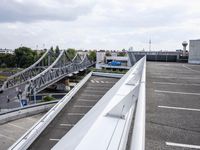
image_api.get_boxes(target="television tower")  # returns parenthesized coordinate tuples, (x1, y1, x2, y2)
(149, 39, 151, 51)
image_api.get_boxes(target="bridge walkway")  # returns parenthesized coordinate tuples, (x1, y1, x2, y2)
(28, 76, 119, 150)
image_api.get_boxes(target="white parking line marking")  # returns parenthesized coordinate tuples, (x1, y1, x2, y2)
(86, 87, 109, 90)
(0, 133, 15, 141)
(81, 94, 102, 97)
(49, 138, 60, 141)
(60, 124, 74, 127)
(78, 99, 97, 102)
(152, 76, 200, 80)
(153, 82, 200, 86)
(183, 64, 200, 73)
(166, 142, 200, 149)
(91, 80, 95, 83)
(158, 105, 200, 112)
(95, 80, 99, 83)
(100, 81, 104, 83)
(155, 90, 200, 96)
(74, 105, 93, 108)
(68, 113, 85, 116)
(8, 123, 27, 130)
(84, 90, 104, 93)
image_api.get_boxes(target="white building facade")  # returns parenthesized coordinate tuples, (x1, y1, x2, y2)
(0, 49, 14, 54)
(189, 39, 200, 64)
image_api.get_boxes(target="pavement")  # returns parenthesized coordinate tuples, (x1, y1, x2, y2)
(0, 84, 25, 109)
(28, 76, 119, 150)
(0, 113, 44, 150)
(146, 62, 200, 150)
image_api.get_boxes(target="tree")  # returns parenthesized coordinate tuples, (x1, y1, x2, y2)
(14, 47, 38, 68)
(105, 51, 111, 56)
(55, 45, 60, 56)
(50, 46, 54, 52)
(67, 48, 76, 59)
(117, 51, 126, 56)
(88, 51, 96, 61)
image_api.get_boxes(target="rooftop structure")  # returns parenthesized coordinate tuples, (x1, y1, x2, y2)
(189, 39, 200, 64)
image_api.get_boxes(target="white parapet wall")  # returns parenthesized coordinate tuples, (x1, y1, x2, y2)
(52, 56, 146, 150)
(9, 72, 92, 150)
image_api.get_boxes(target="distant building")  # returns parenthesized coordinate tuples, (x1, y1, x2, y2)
(96, 51, 131, 70)
(0, 48, 14, 54)
(189, 39, 200, 64)
(77, 50, 89, 56)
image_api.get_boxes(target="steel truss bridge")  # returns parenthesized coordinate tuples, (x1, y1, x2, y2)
(0, 49, 93, 94)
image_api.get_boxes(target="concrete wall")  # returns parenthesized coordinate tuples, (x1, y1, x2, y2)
(189, 39, 200, 64)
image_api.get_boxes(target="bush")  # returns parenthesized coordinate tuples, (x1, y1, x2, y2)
(43, 95, 55, 102)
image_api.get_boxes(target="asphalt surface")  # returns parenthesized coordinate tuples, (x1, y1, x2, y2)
(0, 84, 25, 110)
(0, 113, 44, 150)
(28, 76, 119, 150)
(146, 62, 200, 150)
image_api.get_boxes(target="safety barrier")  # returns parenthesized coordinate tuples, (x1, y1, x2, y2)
(52, 56, 146, 150)
(8, 72, 92, 150)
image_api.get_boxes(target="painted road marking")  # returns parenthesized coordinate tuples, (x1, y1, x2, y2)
(8, 123, 27, 130)
(155, 90, 200, 96)
(78, 99, 97, 102)
(152, 76, 200, 80)
(153, 82, 200, 86)
(68, 113, 85, 116)
(183, 64, 200, 73)
(60, 124, 74, 127)
(91, 80, 95, 83)
(101, 81, 104, 83)
(74, 105, 93, 108)
(166, 142, 200, 149)
(83, 90, 104, 93)
(94, 80, 99, 83)
(49, 138, 60, 141)
(158, 106, 200, 112)
(0, 133, 16, 141)
(81, 94, 102, 97)
(86, 87, 109, 90)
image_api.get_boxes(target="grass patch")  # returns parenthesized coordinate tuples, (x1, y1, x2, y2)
(43, 95, 56, 102)
(0, 75, 7, 80)
(0, 68, 23, 73)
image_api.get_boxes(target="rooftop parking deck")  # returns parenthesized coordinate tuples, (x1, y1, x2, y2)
(146, 62, 200, 150)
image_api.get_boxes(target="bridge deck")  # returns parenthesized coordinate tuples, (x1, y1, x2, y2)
(28, 76, 119, 150)
(0, 84, 25, 110)
(146, 62, 200, 150)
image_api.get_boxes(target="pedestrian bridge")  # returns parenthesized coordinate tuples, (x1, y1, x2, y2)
(8, 57, 146, 150)
(0, 49, 93, 106)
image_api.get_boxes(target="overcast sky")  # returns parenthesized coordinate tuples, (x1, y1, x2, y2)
(0, 0, 200, 51)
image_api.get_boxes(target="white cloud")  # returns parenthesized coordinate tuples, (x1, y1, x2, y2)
(0, 0, 200, 50)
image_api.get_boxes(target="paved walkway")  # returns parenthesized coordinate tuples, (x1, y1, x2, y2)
(0, 84, 25, 109)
